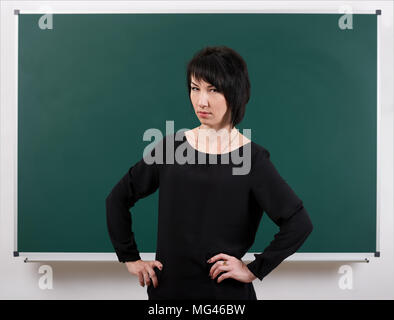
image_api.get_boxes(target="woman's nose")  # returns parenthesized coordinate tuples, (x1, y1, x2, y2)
(197, 92, 209, 106)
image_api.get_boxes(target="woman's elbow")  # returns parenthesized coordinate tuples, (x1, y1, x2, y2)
(293, 206, 313, 237)
(306, 219, 313, 236)
(302, 211, 314, 237)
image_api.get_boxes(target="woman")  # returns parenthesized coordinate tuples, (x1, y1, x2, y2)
(105, 46, 313, 300)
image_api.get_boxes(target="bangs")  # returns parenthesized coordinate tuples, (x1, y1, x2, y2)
(188, 54, 230, 92)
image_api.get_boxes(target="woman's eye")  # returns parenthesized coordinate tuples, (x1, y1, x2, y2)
(191, 87, 217, 92)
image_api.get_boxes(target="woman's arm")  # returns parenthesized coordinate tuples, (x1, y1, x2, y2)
(105, 141, 162, 263)
(246, 205, 313, 281)
(247, 148, 313, 281)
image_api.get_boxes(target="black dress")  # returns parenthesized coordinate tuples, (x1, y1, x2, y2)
(105, 130, 313, 300)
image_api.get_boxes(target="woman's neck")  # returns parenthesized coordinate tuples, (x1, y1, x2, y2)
(199, 123, 232, 133)
(195, 124, 239, 154)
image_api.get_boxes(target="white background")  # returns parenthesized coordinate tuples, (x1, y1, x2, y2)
(1, 0, 393, 299)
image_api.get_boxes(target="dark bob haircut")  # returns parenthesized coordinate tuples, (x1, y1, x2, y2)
(186, 46, 251, 128)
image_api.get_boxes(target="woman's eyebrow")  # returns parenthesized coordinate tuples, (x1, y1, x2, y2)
(191, 81, 215, 88)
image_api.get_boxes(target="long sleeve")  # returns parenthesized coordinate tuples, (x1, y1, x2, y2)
(105, 142, 161, 263)
(246, 148, 313, 281)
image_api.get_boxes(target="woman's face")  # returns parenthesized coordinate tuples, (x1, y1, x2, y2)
(190, 76, 231, 129)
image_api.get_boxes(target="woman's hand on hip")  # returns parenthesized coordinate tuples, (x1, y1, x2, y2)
(208, 253, 257, 283)
(125, 260, 163, 288)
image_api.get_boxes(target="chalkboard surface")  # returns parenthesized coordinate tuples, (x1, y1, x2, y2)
(17, 13, 377, 257)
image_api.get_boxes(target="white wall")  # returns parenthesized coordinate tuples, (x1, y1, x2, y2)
(1, 0, 393, 300)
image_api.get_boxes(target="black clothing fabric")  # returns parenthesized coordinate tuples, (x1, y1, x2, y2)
(105, 130, 313, 300)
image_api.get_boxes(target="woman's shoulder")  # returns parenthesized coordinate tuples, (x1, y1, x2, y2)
(249, 141, 272, 174)
(250, 141, 270, 158)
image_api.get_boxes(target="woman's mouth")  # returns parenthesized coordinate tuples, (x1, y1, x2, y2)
(198, 111, 211, 118)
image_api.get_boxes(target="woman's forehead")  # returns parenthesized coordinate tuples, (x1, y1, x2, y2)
(191, 76, 213, 86)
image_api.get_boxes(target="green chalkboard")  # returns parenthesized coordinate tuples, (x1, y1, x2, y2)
(17, 13, 377, 257)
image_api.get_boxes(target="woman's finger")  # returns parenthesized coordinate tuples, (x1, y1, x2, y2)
(209, 259, 230, 277)
(208, 253, 233, 263)
(153, 260, 163, 270)
(210, 262, 232, 280)
(217, 271, 233, 283)
(142, 270, 151, 287)
(146, 266, 159, 288)
(138, 272, 145, 287)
